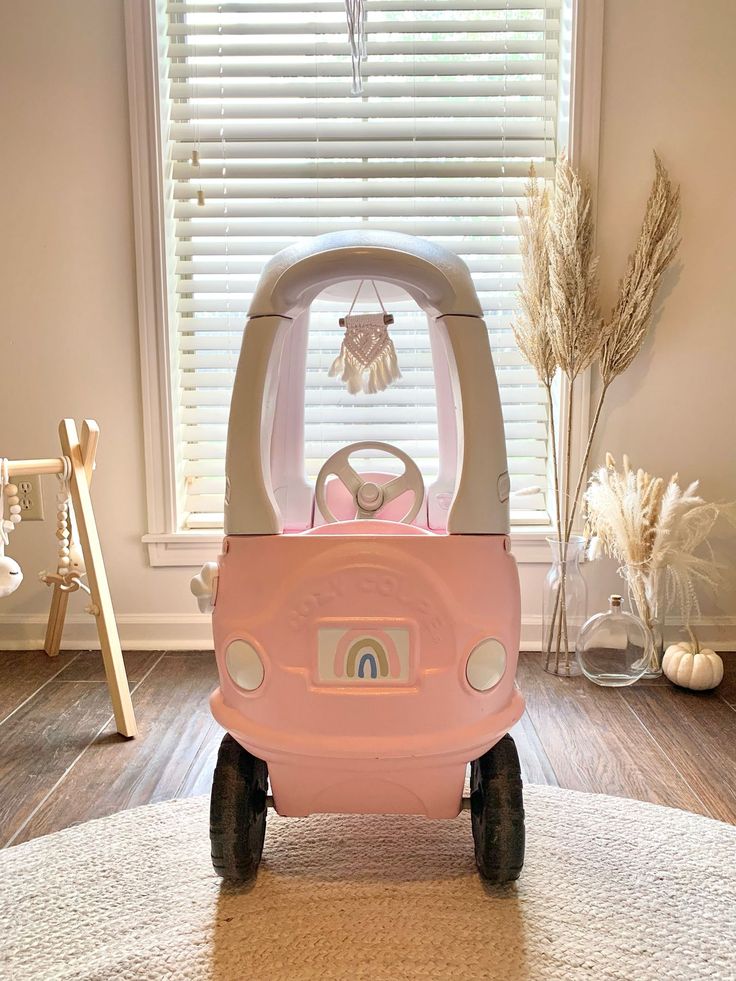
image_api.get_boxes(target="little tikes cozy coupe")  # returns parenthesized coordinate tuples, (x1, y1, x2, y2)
(191, 229, 525, 884)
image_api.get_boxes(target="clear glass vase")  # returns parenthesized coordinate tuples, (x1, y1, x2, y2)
(542, 536, 588, 677)
(576, 594, 650, 686)
(627, 568, 666, 678)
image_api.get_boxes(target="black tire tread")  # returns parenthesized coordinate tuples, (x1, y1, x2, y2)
(470, 733, 525, 883)
(210, 733, 268, 882)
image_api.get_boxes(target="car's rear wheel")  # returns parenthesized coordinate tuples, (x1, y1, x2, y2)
(470, 734, 525, 882)
(210, 733, 268, 882)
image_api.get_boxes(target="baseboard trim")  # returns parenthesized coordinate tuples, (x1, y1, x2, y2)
(519, 615, 736, 653)
(0, 613, 734, 653)
(0, 614, 215, 651)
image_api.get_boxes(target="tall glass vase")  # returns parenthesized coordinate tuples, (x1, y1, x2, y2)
(542, 536, 587, 677)
(628, 568, 666, 678)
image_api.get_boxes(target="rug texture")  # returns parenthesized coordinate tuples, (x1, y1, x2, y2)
(1, 786, 734, 981)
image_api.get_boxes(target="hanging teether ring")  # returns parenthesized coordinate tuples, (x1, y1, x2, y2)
(315, 441, 424, 524)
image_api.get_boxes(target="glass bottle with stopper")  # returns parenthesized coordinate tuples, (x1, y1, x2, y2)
(575, 594, 650, 687)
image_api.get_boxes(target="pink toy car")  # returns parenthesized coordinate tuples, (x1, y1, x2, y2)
(192, 230, 525, 883)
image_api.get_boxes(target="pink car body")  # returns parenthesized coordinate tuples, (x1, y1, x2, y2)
(202, 230, 524, 822)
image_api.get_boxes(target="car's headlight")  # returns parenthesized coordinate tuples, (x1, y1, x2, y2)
(225, 639, 264, 691)
(466, 638, 507, 692)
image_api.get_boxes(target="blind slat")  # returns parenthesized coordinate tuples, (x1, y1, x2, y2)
(176, 254, 524, 274)
(175, 218, 523, 238)
(176, 274, 522, 293)
(174, 238, 525, 257)
(171, 1, 559, 12)
(183, 433, 546, 457)
(170, 79, 554, 99)
(170, 139, 552, 160)
(168, 18, 557, 36)
(170, 43, 557, 61)
(180, 399, 547, 426)
(181, 419, 547, 440)
(170, 118, 548, 143)
(179, 385, 547, 408)
(183, 455, 547, 478)
(167, 57, 558, 79)
(171, 99, 552, 122)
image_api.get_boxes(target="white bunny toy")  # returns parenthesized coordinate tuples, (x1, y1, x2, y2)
(0, 552, 22, 598)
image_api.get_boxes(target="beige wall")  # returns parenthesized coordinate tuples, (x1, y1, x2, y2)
(587, 0, 736, 632)
(0, 1, 188, 648)
(0, 0, 734, 650)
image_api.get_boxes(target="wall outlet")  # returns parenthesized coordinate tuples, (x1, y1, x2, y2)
(16, 474, 45, 521)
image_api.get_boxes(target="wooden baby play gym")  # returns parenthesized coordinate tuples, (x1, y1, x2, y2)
(1, 419, 135, 737)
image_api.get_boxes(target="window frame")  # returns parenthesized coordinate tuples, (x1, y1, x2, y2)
(124, 0, 604, 567)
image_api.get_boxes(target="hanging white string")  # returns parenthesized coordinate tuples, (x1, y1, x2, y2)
(341, 279, 390, 323)
(344, 0, 367, 96)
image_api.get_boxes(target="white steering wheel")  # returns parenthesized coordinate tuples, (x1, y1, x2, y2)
(315, 441, 424, 524)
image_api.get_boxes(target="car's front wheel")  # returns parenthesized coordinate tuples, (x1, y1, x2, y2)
(210, 733, 268, 882)
(470, 734, 525, 882)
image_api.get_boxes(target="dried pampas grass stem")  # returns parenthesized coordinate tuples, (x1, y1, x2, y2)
(564, 154, 680, 541)
(547, 155, 603, 382)
(514, 165, 556, 388)
(514, 151, 681, 672)
(514, 167, 565, 581)
(600, 154, 681, 385)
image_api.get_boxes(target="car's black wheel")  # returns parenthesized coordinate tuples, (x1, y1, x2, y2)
(210, 733, 268, 882)
(470, 734, 525, 883)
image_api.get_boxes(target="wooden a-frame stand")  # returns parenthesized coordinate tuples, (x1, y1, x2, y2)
(7, 419, 137, 738)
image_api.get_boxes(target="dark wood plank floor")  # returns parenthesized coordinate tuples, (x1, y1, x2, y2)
(1, 650, 734, 847)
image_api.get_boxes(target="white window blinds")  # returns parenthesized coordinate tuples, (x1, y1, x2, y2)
(157, 0, 567, 529)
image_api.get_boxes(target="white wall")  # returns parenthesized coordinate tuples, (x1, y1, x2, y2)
(0, 0, 734, 650)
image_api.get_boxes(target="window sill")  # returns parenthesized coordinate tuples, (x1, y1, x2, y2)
(143, 527, 555, 567)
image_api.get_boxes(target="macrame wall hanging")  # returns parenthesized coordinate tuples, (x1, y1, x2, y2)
(344, 0, 368, 95)
(330, 280, 402, 395)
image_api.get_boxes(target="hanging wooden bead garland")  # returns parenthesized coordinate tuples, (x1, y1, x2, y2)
(0, 460, 23, 597)
(39, 460, 88, 597)
(56, 462, 72, 576)
(329, 280, 402, 395)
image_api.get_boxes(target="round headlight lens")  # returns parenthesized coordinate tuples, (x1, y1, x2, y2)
(225, 639, 264, 691)
(466, 638, 507, 692)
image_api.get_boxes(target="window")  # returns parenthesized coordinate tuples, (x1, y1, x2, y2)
(137, 0, 577, 546)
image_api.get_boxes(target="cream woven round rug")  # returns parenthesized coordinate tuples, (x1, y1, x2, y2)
(1, 786, 734, 981)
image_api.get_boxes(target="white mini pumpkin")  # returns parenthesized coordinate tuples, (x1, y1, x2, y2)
(662, 635, 724, 691)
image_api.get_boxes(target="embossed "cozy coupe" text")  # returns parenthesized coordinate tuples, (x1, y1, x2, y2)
(288, 570, 443, 639)
(287, 578, 345, 630)
(358, 573, 443, 638)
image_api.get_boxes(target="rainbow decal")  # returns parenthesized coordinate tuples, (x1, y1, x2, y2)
(335, 629, 400, 680)
(317, 625, 410, 684)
